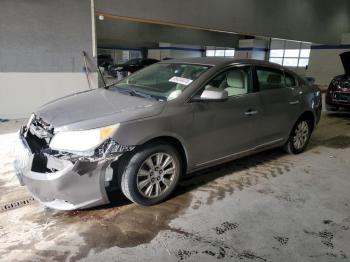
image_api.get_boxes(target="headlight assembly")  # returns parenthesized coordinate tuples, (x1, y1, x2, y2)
(49, 124, 120, 155)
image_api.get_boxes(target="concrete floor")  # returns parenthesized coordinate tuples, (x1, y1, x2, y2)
(0, 111, 349, 262)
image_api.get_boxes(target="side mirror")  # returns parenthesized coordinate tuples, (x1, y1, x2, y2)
(192, 86, 228, 102)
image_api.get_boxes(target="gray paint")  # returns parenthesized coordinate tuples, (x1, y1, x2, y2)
(15, 57, 321, 210)
(97, 18, 241, 48)
(0, 0, 94, 72)
(36, 88, 164, 130)
(96, 0, 350, 44)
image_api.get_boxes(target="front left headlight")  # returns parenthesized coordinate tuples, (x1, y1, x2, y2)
(50, 124, 120, 155)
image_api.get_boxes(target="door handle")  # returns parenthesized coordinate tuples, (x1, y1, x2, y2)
(289, 100, 300, 105)
(245, 109, 258, 116)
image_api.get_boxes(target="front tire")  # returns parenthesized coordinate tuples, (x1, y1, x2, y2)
(284, 119, 311, 154)
(120, 142, 181, 206)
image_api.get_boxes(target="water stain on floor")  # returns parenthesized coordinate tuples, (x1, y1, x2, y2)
(214, 221, 239, 235)
(322, 135, 350, 149)
(4, 150, 294, 261)
(274, 236, 289, 246)
(304, 229, 335, 249)
(183, 151, 294, 206)
(9, 192, 192, 261)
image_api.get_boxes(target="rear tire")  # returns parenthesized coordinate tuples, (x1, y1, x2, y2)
(284, 119, 311, 154)
(120, 142, 181, 206)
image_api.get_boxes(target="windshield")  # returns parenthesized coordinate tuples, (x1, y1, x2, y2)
(125, 58, 142, 65)
(113, 63, 210, 101)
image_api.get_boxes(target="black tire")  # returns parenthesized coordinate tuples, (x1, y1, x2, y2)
(120, 142, 181, 206)
(284, 118, 312, 154)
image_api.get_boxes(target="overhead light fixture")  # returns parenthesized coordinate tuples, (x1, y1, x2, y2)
(98, 15, 104, 21)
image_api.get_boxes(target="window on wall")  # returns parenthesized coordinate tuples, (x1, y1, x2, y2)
(269, 39, 311, 68)
(206, 47, 235, 57)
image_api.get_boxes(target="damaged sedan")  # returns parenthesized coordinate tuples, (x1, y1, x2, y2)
(14, 58, 322, 210)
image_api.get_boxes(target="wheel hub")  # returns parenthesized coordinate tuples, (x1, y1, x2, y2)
(293, 121, 309, 150)
(136, 152, 176, 199)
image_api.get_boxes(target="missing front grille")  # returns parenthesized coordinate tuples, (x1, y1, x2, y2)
(0, 197, 36, 212)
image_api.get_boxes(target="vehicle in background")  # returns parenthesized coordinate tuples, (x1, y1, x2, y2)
(14, 58, 322, 210)
(326, 51, 350, 111)
(108, 58, 159, 78)
(97, 54, 114, 70)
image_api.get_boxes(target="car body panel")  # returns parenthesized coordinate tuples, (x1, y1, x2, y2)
(36, 88, 165, 131)
(14, 128, 115, 210)
(189, 93, 263, 167)
(14, 57, 322, 210)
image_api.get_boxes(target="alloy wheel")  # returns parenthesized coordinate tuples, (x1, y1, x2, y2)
(136, 152, 177, 199)
(293, 121, 309, 150)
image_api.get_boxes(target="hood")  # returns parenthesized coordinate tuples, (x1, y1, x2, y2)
(340, 51, 350, 76)
(36, 88, 164, 129)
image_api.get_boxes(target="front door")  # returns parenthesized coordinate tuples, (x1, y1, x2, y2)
(189, 65, 263, 167)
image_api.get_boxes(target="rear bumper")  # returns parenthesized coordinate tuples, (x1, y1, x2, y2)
(14, 129, 119, 210)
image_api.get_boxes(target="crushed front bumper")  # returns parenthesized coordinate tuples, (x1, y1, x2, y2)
(14, 128, 120, 210)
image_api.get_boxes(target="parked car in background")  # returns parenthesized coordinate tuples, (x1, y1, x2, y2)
(326, 51, 350, 111)
(14, 58, 322, 210)
(108, 58, 159, 78)
(97, 54, 114, 70)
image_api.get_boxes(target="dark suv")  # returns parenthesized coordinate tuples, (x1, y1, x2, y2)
(326, 51, 350, 111)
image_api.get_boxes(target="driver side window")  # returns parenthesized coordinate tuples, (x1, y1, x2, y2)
(206, 67, 250, 97)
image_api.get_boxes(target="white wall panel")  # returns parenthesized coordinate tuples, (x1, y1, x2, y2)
(0, 73, 98, 119)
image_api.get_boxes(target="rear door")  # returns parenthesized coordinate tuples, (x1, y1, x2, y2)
(254, 66, 301, 144)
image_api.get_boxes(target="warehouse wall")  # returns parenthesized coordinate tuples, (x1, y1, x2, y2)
(0, 0, 97, 119)
(307, 46, 350, 86)
(95, 0, 350, 45)
(97, 18, 240, 49)
(148, 43, 203, 60)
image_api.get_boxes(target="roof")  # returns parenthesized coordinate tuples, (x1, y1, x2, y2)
(159, 57, 280, 67)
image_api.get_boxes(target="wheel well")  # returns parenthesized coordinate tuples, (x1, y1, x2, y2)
(143, 136, 188, 174)
(107, 136, 188, 193)
(298, 111, 315, 132)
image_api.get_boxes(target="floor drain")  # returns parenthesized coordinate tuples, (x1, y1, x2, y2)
(0, 197, 36, 212)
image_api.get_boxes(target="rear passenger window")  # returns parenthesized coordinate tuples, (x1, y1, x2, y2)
(256, 67, 285, 91)
(285, 72, 297, 87)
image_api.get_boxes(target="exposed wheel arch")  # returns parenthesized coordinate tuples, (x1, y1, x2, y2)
(107, 135, 188, 196)
(283, 111, 315, 147)
(284, 110, 315, 147)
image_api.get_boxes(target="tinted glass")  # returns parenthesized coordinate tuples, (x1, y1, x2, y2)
(125, 58, 142, 65)
(256, 68, 285, 91)
(206, 67, 250, 97)
(285, 72, 297, 87)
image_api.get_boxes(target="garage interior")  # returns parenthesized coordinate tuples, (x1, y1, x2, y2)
(0, 0, 350, 261)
